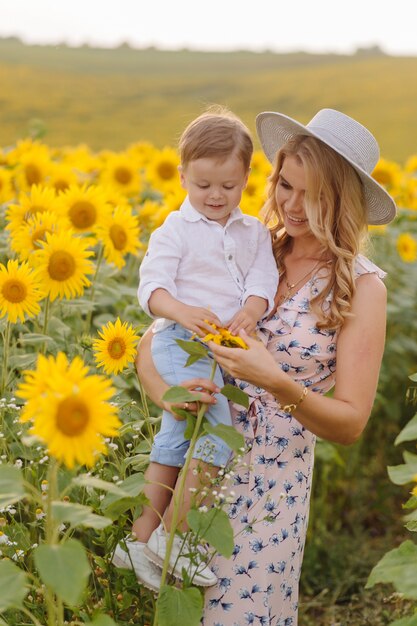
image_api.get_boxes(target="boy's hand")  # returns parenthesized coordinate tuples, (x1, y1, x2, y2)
(227, 296, 268, 335)
(177, 304, 221, 336)
(227, 308, 258, 336)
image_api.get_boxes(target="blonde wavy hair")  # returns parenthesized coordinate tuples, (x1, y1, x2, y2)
(263, 135, 370, 330)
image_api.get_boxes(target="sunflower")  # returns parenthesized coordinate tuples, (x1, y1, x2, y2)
(57, 183, 112, 234)
(126, 140, 157, 167)
(250, 150, 272, 177)
(99, 152, 142, 196)
(96, 205, 141, 269)
(33, 230, 95, 301)
(46, 162, 80, 193)
(146, 147, 180, 192)
(0, 167, 15, 204)
(200, 323, 248, 349)
(6, 185, 59, 232)
(93, 317, 140, 375)
(0, 259, 44, 324)
(9, 211, 69, 261)
(372, 158, 402, 190)
(61, 143, 102, 179)
(11, 143, 52, 191)
(18, 352, 121, 469)
(396, 233, 417, 263)
(17, 352, 88, 423)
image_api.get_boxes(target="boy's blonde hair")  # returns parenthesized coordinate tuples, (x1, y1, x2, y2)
(179, 105, 253, 170)
(263, 135, 369, 331)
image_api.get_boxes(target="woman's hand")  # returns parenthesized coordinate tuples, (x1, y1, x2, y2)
(163, 377, 220, 419)
(208, 329, 281, 389)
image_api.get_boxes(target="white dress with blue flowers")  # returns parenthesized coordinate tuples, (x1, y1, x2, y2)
(202, 255, 385, 626)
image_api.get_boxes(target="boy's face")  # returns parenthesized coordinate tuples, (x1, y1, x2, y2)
(179, 154, 249, 226)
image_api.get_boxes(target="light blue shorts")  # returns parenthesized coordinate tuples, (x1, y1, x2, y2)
(150, 323, 232, 468)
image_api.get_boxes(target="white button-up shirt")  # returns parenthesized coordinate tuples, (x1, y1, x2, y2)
(138, 197, 279, 330)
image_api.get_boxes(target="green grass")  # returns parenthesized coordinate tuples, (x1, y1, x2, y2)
(0, 38, 416, 162)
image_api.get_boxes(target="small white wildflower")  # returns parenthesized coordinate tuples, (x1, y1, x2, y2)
(198, 506, 208, 513)
(188, 487, 197, 493)
(0, 532, 9, 544)
(126, 443, 133, 449)
(109, 443, 118, 451)
(112, 475, 120, 482)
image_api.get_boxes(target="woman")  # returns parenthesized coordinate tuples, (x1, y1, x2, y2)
(135, 108, 396, 625)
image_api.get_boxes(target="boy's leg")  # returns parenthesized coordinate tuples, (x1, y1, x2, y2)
(163, 457, 219, 532)
(132, 461, 180, 542)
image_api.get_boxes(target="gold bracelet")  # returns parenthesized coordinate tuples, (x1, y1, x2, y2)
(282, 386, 308, 414)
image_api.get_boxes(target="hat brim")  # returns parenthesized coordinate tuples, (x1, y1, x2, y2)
(256, 111, 396, 225)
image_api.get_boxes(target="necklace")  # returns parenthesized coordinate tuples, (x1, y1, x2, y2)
(276, 258, 322, 306)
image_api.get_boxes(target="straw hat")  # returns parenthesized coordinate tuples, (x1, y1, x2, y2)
(256, 108, 396, 225)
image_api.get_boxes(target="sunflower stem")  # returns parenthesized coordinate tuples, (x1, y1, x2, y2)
(84, 243, 104, 334)
(0, 320, 12, 397)
(154, 358, 217, 625)
(44, 459, 64, 626)
(41, 295, 51, 353)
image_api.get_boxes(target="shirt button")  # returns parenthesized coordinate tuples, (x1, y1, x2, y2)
(228, 254, 233, 260)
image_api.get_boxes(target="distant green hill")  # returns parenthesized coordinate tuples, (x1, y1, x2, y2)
(0, 38, 416, 162)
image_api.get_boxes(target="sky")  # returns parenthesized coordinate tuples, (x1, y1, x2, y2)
(1, 0, 417, 56)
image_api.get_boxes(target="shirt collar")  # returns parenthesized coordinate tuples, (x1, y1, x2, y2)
(179, 196, 253, 226)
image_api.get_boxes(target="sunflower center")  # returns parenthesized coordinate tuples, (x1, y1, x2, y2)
(2, 279, 28, 303)
(69, 201, 97, 229)
(157, 162, 177, 180)
(31, 227, 49, 248)
(54, 179, 70, 192)
(114, 166, 133, 185)
(108, 337, 126, 359)
(109, 224, 128, 250)
(48, 251, 76, 281)
(56, 396, 89, 436)
(25, 164, 42, 186)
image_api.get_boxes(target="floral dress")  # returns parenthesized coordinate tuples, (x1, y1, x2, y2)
(202, 255, 385, 626)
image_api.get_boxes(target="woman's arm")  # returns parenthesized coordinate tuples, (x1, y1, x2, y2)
(208, 273, 387, 445)
(135, 325, 219, 412)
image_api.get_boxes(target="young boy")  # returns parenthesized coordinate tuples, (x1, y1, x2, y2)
(113, 107, 278, 591)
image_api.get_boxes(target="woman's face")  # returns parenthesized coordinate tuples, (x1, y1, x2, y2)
(275, 154, 313, 237)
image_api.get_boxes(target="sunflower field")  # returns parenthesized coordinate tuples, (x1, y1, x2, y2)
(0, 137, 417, 626)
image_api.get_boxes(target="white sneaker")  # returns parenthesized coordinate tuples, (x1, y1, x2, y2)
(112, 539, 161, 593)
(144, 524, 217, 587)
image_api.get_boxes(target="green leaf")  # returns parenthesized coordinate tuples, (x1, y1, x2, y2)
(203, 423, 245, 453)
(51, 501, 112, 529)
(187, 508, 234, 558)
(184, 413, 198, 440)
(87, 615, 118, 626)
(403, 495, 417, 510)
(100, 473, 146, 511)
(163, 386, 202, 404)
(34, 539, 91, 605)
(72, 474, 132, 494)
(175, 338, 209, 359)
(389, 614, 417, 626)
(157, 584, 203, 626)
(0, 560, 28, 611)
(0, 465, 26, 508)
(366, 540, 417, 599)
(395, 413, 417, 445)
(388, 462, 417, 485)
(220, 384, 249, 408)
(20, 332, 55, 346)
